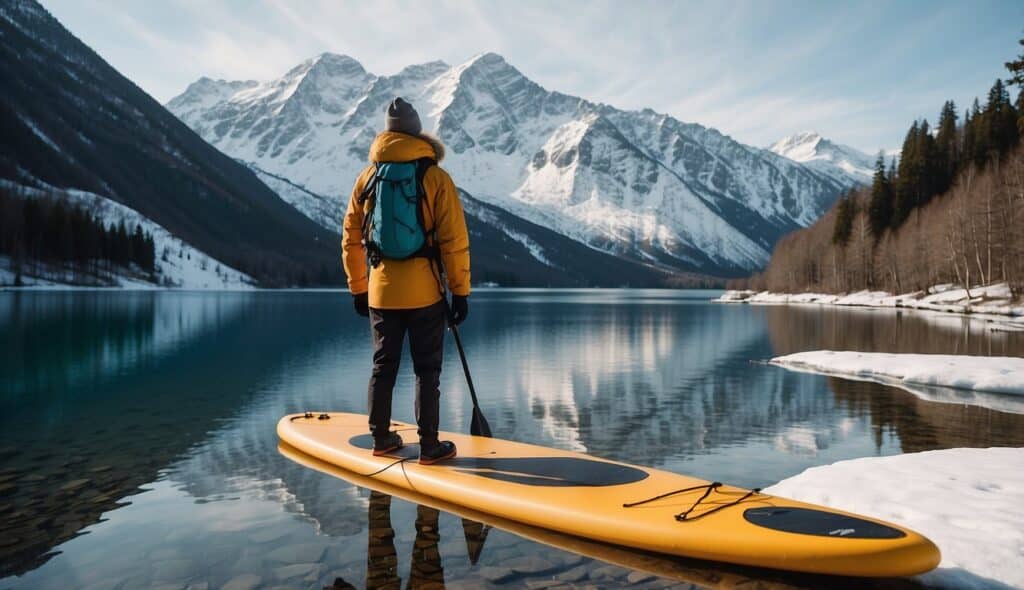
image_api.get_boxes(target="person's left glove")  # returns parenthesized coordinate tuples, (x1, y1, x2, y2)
(353, 292, 369, 317)
(450, 295, 469, 326)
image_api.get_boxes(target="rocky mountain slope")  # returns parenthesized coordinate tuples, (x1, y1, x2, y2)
(169, 52, 857, 278)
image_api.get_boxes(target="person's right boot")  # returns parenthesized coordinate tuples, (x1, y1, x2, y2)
(419, 440, 457, 465)
(372, 431, 404, 456)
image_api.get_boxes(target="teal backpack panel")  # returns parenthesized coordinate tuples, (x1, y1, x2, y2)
(368, 161, 427, 260)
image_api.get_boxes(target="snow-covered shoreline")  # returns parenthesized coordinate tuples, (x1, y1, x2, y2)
(766, 447, 1024, 589)
(716, 283, 1024, 329)
(771, 350, 1024, 414)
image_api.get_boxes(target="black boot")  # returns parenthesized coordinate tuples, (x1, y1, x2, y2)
(372, 432, 404, 456)
(419, 440, 457, 465)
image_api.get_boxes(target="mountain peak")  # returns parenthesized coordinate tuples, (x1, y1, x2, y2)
(468, 51, 508, 66)
(457, 52, 526, 80)
(770, 131, 823, 152)
(299, 52, 367, 78)
(278, 52, 367, 85)
(770, 131, 873, 184)
(311, 52, 363, 68)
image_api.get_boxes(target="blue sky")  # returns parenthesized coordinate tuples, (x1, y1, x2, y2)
(42, 0, 1024, 153)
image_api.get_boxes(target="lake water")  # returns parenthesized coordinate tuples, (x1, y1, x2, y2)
(2, 289, 1023, 590)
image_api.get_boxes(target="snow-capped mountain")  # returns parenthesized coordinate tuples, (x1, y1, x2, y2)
(769, 131, 875, 187)
(168, 53, 856, 277)
(0, 0, 339, 288)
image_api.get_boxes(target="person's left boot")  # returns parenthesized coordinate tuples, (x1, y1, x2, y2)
(419, 440, 457, 465)
(372, 431, 404, 456)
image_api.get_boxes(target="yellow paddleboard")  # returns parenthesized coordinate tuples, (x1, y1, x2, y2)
(282, 441, 824, 589)
(277, 412, 940, 577)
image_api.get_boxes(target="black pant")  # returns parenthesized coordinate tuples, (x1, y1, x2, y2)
(368, 300, 445, 445)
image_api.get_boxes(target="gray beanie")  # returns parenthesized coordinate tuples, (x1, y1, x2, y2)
(385, 97, 422, 136)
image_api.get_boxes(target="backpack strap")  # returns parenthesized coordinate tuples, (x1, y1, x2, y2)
(359, 163, 383, 267)
(414, 158, 440, 254)
(357, 163, 381, 205)
(414, 158, 436, 229)
(358, 163, 381, 241)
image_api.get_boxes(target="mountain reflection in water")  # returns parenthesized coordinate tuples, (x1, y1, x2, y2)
(1, 290, 1022, 589)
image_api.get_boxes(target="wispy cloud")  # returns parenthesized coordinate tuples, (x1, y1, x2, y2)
(41, 0, 1024, 153)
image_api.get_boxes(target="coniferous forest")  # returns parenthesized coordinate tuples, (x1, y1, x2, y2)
(735, 39, 1024, 297)
(0, 184, 156, 285)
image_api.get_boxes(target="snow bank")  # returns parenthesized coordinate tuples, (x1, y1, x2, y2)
(771, 351, 1024, 414)
(716, 284, 1024, 324)
(765, 448, 1024, 589)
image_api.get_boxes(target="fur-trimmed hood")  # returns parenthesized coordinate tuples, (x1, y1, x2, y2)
(368, 131, 446, 163)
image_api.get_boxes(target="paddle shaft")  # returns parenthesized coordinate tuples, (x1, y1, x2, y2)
(430, 252, 490, 436)
(440, 295, 490, 436)
(448, 320, 481, 409)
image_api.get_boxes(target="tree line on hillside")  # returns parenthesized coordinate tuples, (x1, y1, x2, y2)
(735, 40, 1024, 297)
(0, 185, 156, 284)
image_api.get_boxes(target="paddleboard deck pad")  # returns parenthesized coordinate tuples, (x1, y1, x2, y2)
(277, 412, 939, 577)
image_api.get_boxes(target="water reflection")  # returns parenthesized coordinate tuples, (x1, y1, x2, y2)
(1, 290, 1022, 588)
(360, 492, 447, 589)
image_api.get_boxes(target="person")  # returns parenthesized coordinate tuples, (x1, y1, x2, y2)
(342, 97, 470, 465)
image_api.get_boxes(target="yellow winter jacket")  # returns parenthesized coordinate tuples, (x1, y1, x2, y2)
(342, 132, 471, 309)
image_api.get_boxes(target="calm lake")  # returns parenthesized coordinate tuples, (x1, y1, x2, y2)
(2, 289, 1023, 590)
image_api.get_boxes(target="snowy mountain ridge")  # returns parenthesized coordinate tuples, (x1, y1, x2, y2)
(769, 131, 875, 186)
(1, 0, 342, 287)
(168, 52, 858, 276)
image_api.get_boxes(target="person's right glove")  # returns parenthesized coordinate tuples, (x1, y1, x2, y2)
(450, 295, 469, 326)
(353, 292, 369, 317)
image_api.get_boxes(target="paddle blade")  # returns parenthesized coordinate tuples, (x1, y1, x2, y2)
(461, 518, 491, 565)
(470, 406, 492, 437)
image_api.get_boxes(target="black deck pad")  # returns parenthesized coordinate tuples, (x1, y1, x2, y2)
(743, 507, 906, 539)
(349, 434, 649, 487)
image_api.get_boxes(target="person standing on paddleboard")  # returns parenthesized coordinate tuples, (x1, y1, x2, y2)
(342, 97, 471, 465)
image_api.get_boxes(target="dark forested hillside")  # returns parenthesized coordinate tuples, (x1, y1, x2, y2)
(736, 42, 1024, 297)
(0, 185, 156, 285)
(0, 1, 340, 287)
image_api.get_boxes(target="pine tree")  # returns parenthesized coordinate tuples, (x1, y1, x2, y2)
(867, 155, 893, 238)
(1017, 90, 1024, 136)
(832, 192, 856, 246)
(984, 79, 1017, 159)
(893, 121, 920, 225)
(917, 119, 941, 206)
(971, 99, 987, 167)
(935, 100, 959, 192)
(131, 224, 146, 268)
(116, 220, 130, 266)
(145, 234, 156, 272)
(1006, 36, 1024, 86)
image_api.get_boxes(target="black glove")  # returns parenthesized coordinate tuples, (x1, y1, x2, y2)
(353, 292, 369, 317)
(450, 295, 468, 326)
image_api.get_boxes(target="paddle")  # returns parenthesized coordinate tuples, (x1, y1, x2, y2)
(442, 296, 492, 437)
